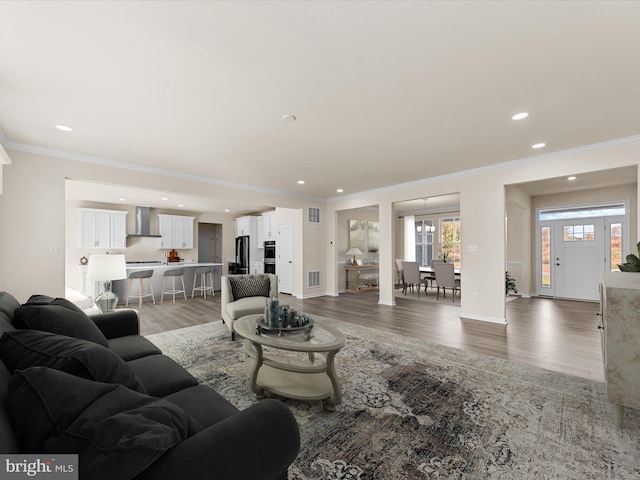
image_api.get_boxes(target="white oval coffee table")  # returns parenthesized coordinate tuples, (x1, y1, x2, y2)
(234, 314, 346, 411)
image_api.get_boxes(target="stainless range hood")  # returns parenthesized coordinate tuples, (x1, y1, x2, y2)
(127, 206, 161, 238)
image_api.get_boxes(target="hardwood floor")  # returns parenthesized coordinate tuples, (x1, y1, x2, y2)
(133, 290, 604, 382)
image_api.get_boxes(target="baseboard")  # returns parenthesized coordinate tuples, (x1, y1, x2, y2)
(460, 312, 508, 325)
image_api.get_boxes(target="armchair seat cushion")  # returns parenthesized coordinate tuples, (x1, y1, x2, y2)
(225, 296, 268, 321)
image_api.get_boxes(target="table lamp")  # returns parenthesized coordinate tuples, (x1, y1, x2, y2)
(346, 247, 363, 266)
(87, 254, 127, 313)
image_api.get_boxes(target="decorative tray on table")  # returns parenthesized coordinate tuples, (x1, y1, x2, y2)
(255, 315, 314, 336)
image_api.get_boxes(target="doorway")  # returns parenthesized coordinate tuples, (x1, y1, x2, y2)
(535, 202, 629, 301)
(198, 232, 213, 263)
(278, 221, 293, 294)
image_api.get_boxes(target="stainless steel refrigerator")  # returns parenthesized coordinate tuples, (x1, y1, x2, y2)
(234, 235, 250, 274)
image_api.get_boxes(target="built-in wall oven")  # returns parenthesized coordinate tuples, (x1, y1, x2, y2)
(264, 240, 276, 274)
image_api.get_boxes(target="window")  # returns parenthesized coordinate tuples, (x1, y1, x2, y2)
(610, 223, 622, 271)
(563, 224, 595, 241)
(415, 219, 435, 267)
(440, 217, 461, 268)
(541, 226, 551, 288)
(539, 204, 625, 221)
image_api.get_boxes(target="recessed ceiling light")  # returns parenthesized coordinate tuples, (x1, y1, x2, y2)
(512, 112, 529, 120)
(119, 198, 126, 202)
(282, 114, 296, 122)
(224, 209, 230, 213)
(532, 143, 546, 149)
(568, 176, 577, 181)
(56, 124, 73, 132)
(336, 188, 344, 193)
(177, 204, 184, 208)
(297, 180, 305, 185)
(161, 197, 169, 201)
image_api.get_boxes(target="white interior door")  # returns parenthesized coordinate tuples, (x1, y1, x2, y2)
(278, 222, 293, 294)
(553, 218, 605, 301)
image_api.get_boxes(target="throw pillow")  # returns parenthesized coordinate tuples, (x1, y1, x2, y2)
(229, 276, 271, 300)
(13, 297, 108, 347)
(0, 330, 146, 393)
(8, 367, 201, 480)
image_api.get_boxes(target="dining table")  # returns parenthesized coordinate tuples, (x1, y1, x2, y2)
(419, 265, 461, 276)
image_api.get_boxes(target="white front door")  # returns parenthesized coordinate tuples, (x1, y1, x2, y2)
(278, 222, 293, 294)
(553, 218, 605, 301)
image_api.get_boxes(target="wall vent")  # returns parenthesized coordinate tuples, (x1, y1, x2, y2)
(308, 207, 320, 224)
(307, 270, 321, 288)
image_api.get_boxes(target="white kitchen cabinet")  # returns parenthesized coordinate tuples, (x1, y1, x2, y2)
(158, 214, 195, 249)
(262, 211, 276, 241)
(249, 261, 264, 275)
(235, 216, 255, 237)
(598, 272, 640, 427)
(79, 208, 127, 249)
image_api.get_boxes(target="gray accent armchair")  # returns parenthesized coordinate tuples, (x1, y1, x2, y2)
(221, 274, 278, 340)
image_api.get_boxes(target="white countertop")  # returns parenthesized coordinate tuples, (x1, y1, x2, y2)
(125, 262, 223, 269)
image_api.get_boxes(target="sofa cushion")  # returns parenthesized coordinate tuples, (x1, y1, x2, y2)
(108, 335, 162, 362)
(229, 275, 271, 300)
(13, 297, 108, 347)
(0, 361, 20, 453)
(0, 330, 145, 393)
(0, 292, 21, 323)
(127, 354, 198, 398)
(7, 367, 200, 480)
(225, 296, 268, 320)
(164, 385, 239, 429)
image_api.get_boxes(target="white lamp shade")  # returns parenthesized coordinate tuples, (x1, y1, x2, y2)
(345, 247, 363, 256)
(87, 254, 127, 281)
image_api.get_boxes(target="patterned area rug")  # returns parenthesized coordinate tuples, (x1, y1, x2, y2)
(146, 318, 640, 479)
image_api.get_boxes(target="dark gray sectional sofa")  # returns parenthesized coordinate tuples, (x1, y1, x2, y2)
(0, 291, 300, 479)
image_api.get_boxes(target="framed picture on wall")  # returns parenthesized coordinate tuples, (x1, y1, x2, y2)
(349, 219, 366, 251)
(368, 221, 379, 253)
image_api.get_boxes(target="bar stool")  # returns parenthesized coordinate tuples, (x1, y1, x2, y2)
(161, 267, 187, 303)
(125, 270, 155, 307)
(191, 266, 215, 299)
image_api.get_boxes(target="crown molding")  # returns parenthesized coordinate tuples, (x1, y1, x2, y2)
(328, 134, 640, 203)
(0, 128, 11, 164)
(1, 136, 325, 203)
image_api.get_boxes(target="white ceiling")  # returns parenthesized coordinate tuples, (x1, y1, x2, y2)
(2, 1, 639, 212)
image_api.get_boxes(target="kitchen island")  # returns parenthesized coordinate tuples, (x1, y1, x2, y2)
(112, 262, 223, 304)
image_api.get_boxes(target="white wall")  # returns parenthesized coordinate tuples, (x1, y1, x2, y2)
(1, 141, 639, 323)
(0, 150, 325, 302)
(327, 141, 640, 323)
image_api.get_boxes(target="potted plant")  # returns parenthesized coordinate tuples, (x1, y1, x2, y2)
(506, 271, 518, 295)
(437, 249, 450, 263)
(618, 241, 640, 271)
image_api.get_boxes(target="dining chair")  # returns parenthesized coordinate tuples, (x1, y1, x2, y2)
(401, 261, 425, 297)
(433, 261, 460, 302)
(395, 259, 406, 292)
(422, 260, 440, 293)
